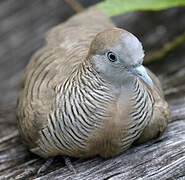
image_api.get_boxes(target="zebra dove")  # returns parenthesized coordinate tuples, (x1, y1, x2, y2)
(16, 7, 170, 172)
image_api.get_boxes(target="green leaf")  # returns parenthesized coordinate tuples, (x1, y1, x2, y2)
(97, 0, 185, 17)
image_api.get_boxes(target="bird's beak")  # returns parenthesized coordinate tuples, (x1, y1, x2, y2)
(131, 65, 153, 87)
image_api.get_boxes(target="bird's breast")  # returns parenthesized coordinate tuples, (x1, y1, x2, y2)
(87, 90, 133, 158)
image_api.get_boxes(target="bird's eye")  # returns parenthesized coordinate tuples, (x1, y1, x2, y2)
(106, 51, 118, 62)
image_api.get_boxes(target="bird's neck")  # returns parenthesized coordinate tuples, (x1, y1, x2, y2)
(130, 77, 153, 106)
(56, 61, 114, 126)
(78, 60, 112, 88)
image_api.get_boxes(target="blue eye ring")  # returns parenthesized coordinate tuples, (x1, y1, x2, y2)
(106, 51, 118, 62)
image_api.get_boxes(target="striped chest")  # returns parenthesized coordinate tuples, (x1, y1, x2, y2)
(36, 70, 152, 158)
(120, 79, 153, 150)
(37, 65, 115, 157)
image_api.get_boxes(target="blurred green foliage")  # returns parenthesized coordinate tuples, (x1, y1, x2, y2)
(98, 0, 185, 16)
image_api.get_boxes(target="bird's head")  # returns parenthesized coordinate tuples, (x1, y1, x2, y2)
(88, 28, 153, 88)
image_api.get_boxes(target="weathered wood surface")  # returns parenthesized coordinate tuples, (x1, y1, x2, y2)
(0, 0, 185, 179)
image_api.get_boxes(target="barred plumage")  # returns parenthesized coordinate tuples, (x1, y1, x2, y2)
(37, 61, 115, 157)
(16, 7, 170, 166)
(120, 79, 153, 149)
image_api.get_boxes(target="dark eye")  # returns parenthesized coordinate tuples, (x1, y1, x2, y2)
(106, 51, 117, 62)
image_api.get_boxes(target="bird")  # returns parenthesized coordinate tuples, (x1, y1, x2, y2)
(16, 6, 170, 173)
